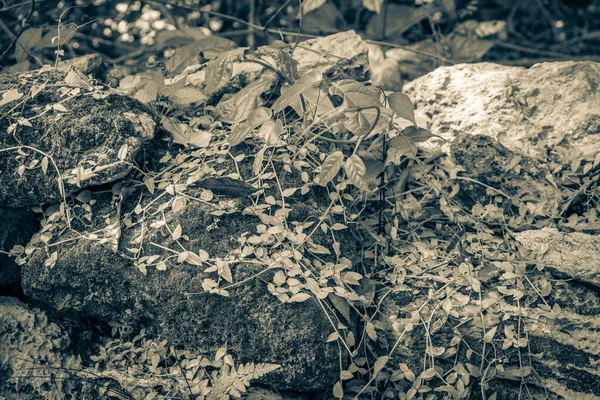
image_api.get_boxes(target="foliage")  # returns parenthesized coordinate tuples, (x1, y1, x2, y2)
(3, 7, 600, 400)
(0, 297, 85, 400)
(84, 330, 280, 399)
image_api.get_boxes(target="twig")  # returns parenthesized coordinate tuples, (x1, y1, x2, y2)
(550, 31, 600, 49)
(491, 40, 574, 58)
(367, 39, 452, 64)
(248, 0, 256, 48)
(262, 0, 293, 31)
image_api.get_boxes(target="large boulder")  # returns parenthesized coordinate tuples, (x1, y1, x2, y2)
(404, 61, 600, 164)
(379, 228, 600, 399)
(0, 70, 157, 207)
(21, 168, 357, 392)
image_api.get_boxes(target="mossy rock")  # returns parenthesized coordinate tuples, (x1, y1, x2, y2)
(0, 70, 157, 207)
(22, 180, 357, 392)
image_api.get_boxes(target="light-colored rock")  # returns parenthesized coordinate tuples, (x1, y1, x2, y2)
(292, 30, 369, 78)
(404, 61, 600, 164)
(515, 227, 600, 287)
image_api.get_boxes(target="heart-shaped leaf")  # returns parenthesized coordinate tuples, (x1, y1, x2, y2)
(215, 76, 275, 124)
(401, 126, 439, 142)
(345, 154, 367, 188)
(318, 151, 344, 186)
(204, 47, 247, 95)
(387, 135, 417, 164)
(388, 92, 416, 126)
(272, 70, 321, 113)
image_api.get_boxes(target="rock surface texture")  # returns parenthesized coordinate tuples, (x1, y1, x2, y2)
(0, 208, 38, 287)
(22, 183, 355, 392)
(382, 228, 600, 399)
(0, 71, 156, 207)
(404, 61, 600, 164)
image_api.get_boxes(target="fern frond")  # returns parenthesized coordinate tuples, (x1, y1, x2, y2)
(208, 362, 281, 400)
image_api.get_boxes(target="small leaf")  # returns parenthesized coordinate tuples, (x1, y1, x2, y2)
(76, 190, 92, 203)
(144, 177, 155, 194)
(318, 151, 344, 186)
(31, 83, 45, 98)
(186, 252, 204, 266)
(328, 293, 351, 323)
(18, 118, 32, 127)
(484, 326, 497, 343)
(345, 154, 366, 188)
(53, 103, 68, 113)
(41, 156, 49, 175)
(373, 356, 389, 374)
(366, 321, 377, 341)
(0, 89, 24, 107)
(388, 92, 416, 126)
(289, 293, 311, 302)
(253, 147, 265, 176)
(172, 224, 182, 240)
(341, 370, 353, 380)
(325, 332, 339, 342)
(333, 381, 343, 399)
(282, 188, 297, 197)
(220, 262, 233, 283)
(117, 144, 128, 161)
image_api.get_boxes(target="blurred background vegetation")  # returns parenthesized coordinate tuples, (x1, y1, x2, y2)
(1, 0, 600, 75)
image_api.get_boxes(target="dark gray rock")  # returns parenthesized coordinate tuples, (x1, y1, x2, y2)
(0, 207, 38, 287)
(22, 179, 356, 392)
(0, 70, 156, 207)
